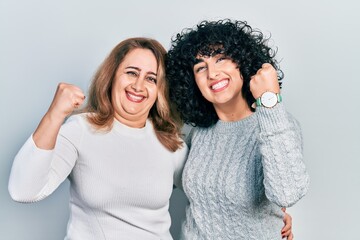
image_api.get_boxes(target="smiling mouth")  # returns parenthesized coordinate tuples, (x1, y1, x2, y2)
(126, 91, 145, 103)
(210, 80, 229, 92)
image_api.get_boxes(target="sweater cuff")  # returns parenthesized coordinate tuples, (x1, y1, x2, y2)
(256, 103, 290, 132)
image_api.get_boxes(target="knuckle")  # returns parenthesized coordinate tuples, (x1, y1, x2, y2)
(58, 82, 67, 89)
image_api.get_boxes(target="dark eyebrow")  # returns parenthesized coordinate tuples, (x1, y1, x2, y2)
(194, 58, 204, 65)
(126, 66, 157, 76)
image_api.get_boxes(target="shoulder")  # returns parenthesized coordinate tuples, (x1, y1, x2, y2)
(174, 143, 189, 163)
(64, 113, 95, 130)
(181, 125, 207, 147)
(181, 124, 194, 147)
(65, 112, 87, 124)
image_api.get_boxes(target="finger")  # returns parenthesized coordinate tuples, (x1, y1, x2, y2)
(73, 101, 81, 108)
(287, 232, 294, 240)
(262, 63, 272, 69)
(282, 229, 292, 238)
(73, 93, 86, 102)
(73, 96, 85, 108)
(57, 83, 85, 102)
(282, 222, 291, 233)
(283, 212, 292, 223)
(72, 88, 86, 106)
(281, 207, 286, 212)
(72, 87, 85, 98)
(282, 213, 292, 233)
(255, 63, 270, 75)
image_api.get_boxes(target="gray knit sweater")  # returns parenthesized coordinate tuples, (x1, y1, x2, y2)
(181, 103, 309, 240)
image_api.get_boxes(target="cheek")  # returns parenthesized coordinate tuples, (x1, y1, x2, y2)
(111, 81, 122, 98)
(195, 79, 208, 94)
(111, 79, 128, 105)
(148, 86, 158, 101)
(194, 76, 202, 88)
(112, 78, 121, 92)
(236, 74, 244, 87)
(111, 84, 118, 99)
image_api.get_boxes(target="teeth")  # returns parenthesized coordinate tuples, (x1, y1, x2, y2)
(211, 80, 228, 90)
(127, 92, 144, 101)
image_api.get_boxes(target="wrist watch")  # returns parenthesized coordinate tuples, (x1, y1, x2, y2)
(256, 91, 282, 108)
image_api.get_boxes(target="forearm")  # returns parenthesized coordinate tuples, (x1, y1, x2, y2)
(33, 111, 66, 150)
(257, 104, 310, 207)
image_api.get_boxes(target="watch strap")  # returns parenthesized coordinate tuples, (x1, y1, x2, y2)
(255, 92, 282, 107)
(256, 97, 262, 107)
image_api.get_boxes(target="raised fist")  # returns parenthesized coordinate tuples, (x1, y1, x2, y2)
(249, 63, 280, 99)
(47, 83, 85, 120)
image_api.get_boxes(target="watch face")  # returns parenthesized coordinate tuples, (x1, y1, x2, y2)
(261, 92, 277, 108)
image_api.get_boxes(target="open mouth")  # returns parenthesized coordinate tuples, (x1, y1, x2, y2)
(210, 79, 229, 92)
(126, 91, 145, 103)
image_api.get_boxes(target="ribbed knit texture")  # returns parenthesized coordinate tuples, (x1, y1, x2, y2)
(181, 103, 309, 240)
(8, 113, 188, 240)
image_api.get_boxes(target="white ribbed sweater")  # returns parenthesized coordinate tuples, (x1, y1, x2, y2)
(181, 103, 310, 240)
(8, 114, 188, 240)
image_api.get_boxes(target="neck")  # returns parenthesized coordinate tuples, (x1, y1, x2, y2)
(114, 114, 147, 128)
(214, 97, 252, 122)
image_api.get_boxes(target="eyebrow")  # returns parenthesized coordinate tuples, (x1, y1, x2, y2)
(194, 58, 204, 65)
(125, 66, 157, 76)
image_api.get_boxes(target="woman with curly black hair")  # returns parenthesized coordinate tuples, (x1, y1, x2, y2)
(167, 19, 310, 240)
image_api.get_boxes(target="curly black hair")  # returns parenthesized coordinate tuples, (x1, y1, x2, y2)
(166, 19, 283, 127)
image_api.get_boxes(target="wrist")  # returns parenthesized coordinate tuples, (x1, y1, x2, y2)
(45, 110, 67, 125)
(255, 91, 282, 108)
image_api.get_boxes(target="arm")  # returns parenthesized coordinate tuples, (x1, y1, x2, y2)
(251, 64, 310, 207)
(173, 141, 189, 190)
(173, 125, 193, 189)
(8, 83, 85, 202)
(256, 103, 309, 207)
(33, 82, 85, 149)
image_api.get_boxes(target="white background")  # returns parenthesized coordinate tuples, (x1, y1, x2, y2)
(1, 0, 359, 239)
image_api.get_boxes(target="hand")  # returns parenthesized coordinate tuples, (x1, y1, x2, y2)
(281, 208, 294, 239)
(32, 83, 85, 149)
(249, 63, 280, 99)
(47, 83, 86, 121)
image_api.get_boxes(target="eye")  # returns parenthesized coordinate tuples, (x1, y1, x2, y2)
(194, 65, 207, 73)
(216, 56, 227, 63)
(146, 76, 157, 84)
(126, 71, 138, 77)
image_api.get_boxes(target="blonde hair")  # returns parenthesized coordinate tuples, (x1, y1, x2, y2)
(84, 37, 183, 152)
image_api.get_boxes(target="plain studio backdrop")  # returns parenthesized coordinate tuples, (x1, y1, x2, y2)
(1, 0, 359, 239)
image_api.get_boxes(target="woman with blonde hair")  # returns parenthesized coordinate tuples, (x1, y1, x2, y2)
(8, 37, 188, 240)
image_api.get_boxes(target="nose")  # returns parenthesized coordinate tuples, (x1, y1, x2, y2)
(131, 77, 145, 92)
(208, 63, 220, 80)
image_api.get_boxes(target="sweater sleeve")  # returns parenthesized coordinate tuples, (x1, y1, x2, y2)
(173, 143, 189, 190)
(256, 103, 310, 207)
(8, 115, 83, 203)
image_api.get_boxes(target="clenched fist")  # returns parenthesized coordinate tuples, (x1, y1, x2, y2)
(249, 63, 280, 99)
(47, 83, 86, 121)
